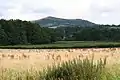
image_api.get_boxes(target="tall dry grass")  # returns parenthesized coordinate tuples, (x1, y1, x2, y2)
(0, 48, 120, 80)
(0, 57, 107, 80)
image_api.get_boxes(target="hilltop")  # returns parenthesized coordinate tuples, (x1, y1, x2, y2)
(33, 16, 96, 28)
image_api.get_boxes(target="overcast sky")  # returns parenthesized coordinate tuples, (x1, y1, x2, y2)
(0, 0, 120, 24)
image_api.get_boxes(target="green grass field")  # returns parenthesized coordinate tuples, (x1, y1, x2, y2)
(0, 41, 120, 49)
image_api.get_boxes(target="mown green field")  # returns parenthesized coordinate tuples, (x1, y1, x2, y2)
(0, 41, 120, 49)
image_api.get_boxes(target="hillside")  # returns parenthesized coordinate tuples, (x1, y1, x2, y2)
(33, 16, 96, 28)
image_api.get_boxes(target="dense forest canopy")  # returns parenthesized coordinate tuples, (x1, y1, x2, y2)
(55, 26, 120, 41)
(0, 19, 120, 45)
(0, 19, 57, 45)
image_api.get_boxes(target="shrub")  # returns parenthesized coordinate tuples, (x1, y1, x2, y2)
(42, 57, 107, 80)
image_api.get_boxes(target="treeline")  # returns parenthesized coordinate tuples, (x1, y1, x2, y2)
(0, 19, 120, 45)
(0, 19, 57, 45)
(55, 25, 120, 41)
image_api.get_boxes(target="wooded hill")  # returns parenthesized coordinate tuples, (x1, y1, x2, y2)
(33, 16, 96, 28)
(0, 19, 120, 45)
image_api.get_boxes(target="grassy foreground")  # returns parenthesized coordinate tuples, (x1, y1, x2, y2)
(0, 57, 120, 80)
(0, 41, 120, 49)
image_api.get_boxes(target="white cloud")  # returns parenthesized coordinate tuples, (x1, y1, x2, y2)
(87, 0, 120, 24)
(0, 0, 120, 24)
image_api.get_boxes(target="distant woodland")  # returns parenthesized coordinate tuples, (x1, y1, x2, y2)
(0, 19, 120, 45)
